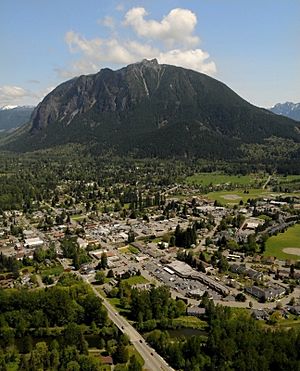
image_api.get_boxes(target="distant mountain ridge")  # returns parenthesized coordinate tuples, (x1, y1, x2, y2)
(269, 102, 300, 121)
(3, 59, 300, 162)
(0, 106, 34, 132)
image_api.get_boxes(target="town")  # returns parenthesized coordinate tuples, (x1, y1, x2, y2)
(1, 170, 300, 327)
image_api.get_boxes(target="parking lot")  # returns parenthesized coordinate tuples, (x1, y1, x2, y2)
(145, 262, 222, 300)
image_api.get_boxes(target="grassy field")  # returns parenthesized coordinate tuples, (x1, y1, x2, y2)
(205, 188, 272, 205)
(172, 316, 208, 329)
(128, 345, 145, 366)
(264, 224, 300, 261)
(275, 175, 300, 184)
(122, 275, 148, 286)
(41, 265, 64, 277)
(118, 246, 130, 254)
(128, 245, 140, 254)
(186, 172, 265, 187)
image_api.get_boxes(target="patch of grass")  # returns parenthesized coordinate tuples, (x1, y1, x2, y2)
(276, 317, 300, 329)
(128, 245, 140, 254)
(186, 172, 265, 187)
(172, 316, 208, 329)
(122, 275, 148, 286)
(118, 246, 130, 254)
(276, 175, 300, 184)
(205, 189, 286, 205)
(264, 224, 300, 261)
(128, 345, 145, 366)
(107, 297, 131, 315)
(71, 214, 86, 221)
(41, 265, 64, 277)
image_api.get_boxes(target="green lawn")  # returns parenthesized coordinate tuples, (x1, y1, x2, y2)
(128, 245, 140, 254)
(186, 172, 264, 187)
(205, 188, 271, 205)
(122, 275, 148, 286)
(276, 316, 300, 329)
(264, 224, 300, 261)
(275, 175, 300, 184)
(41, 265, 64, 277)
(172, 316, 208, 329)
(128, 345, 145, 366)
(118, 246, 130, 254)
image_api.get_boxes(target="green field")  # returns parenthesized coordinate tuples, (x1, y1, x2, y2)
(276, 175, 300, 184)
(205, 189, 272, 205)
(41, 265, 64, 277)
(264, 224, 300, 261)
(172, 316, 207, 329)
(122, 275, 148, 285)
(186, 172, 265, 187)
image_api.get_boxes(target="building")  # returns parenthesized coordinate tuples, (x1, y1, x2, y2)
(167, 261, 230, 296)
(230, 264, 263, 281)
(245, 285, 286, 301)
(24, 237, 44, 248)
(187, 306, 206, 317)
(251, 309, 269, 321)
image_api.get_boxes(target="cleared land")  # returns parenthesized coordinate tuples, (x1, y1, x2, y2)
(205, 189, 299, 205)
(205, 189, 272, 204)
(186, 173, 263, 187)
(265, 224, 300, 261)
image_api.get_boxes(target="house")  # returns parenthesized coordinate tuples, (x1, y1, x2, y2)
(230, 264, 263, 281)
(100, 355, 113, 365)
(187, 306, 206, 317)
(251, 309, 269, 321)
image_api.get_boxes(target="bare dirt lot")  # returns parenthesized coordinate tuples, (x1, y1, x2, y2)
(283, 248, 300, 256)
(221, 194, 242, 200)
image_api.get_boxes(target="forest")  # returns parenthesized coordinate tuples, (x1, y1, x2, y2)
(108, 283, 300, 371)
(0, 274, 142, 370)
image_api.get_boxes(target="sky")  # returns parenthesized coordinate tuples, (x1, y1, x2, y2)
(0, 0, 299, 108)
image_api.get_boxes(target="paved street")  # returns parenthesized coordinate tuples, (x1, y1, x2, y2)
(58, 257, 173, 371)
(85, 277, 174, 371)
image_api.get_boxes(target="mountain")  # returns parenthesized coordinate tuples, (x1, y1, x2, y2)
(0, 106, 34, 132)
(3, 59, 300, 160)
(269, 102, 300, 121)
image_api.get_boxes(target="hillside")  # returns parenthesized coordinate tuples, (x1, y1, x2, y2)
(3, 59, 300, 161)
(269, 102, 300, 121)
(0, 106, 34, 132)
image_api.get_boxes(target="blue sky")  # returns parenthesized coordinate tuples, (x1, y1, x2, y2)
(1, 0, 299, 107)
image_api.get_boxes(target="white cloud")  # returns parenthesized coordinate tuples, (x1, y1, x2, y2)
(57, 7, 216, 79)
(159, 49, 216, 75)
(0, 85, 56, 106)
(124, 7, 199, 47)
(0, 85, 31, 106)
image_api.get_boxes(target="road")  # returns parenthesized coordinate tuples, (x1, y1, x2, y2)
(262, 175, 272, 189)
(58, 259, 173, 371)
(86, 281, 173, 371)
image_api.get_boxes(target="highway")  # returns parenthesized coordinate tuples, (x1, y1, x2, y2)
(86, 281, 174, 371)
(58, 258, 173, 371)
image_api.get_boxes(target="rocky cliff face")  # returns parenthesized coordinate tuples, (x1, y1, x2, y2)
(31, 59, 163, 132)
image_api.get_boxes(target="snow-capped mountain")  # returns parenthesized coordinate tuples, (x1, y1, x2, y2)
(269, 102, 300, 121)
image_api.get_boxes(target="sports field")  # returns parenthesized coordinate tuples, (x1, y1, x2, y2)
(264, 224, 300, 261)
(205, 189, 273, 204)
(185, 172, 265, 187)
